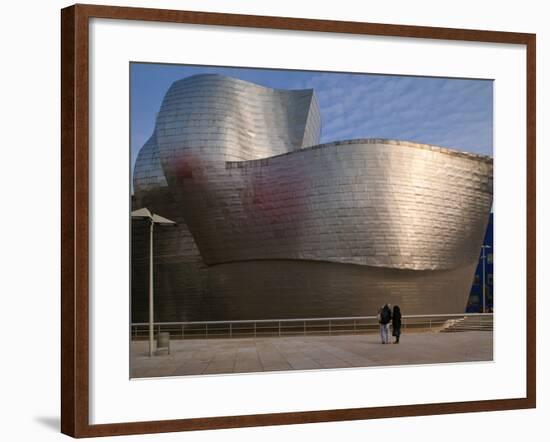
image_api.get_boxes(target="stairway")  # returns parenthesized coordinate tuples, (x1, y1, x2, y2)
(439, 315, 493, 332)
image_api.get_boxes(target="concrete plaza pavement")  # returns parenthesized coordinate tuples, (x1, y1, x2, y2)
(130, 331, 493, 378)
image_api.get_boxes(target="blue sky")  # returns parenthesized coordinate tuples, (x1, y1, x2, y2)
(131, 63, 493, 169)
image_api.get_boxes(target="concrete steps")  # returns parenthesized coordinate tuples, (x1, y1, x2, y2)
(439, 315, 493, 333)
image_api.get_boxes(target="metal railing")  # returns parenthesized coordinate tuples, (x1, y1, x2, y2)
(131, 313, 493, 340)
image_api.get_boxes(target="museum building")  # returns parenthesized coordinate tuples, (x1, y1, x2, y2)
(132, 74, 493, 322)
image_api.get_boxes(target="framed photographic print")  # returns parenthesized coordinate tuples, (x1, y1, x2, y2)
(61, 3, 536, 438)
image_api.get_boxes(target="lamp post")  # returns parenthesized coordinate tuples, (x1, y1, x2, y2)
(480, 244, 492, 313)
(131, 208, 176, 357)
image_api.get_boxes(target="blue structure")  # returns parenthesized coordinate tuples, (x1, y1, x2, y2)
(467, 213, 494, 312)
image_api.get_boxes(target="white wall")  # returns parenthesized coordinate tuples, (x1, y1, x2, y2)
(0, 0, 546, 440)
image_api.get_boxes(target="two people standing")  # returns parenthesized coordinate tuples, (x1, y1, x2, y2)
(377, 304, 402, 344)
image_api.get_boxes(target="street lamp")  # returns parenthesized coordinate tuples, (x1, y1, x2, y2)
(131, 208, 176, 357)
(480, 244, 492, 313)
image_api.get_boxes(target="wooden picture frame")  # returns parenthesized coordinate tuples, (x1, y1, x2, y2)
(61, 3, 536, 437)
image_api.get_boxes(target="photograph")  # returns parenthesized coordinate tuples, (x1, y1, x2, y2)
(129, 63, 494, 378)
(54, 2, 535, 438)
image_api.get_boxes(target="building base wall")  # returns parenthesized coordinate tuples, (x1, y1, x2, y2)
(131, 257, 477, 322)
(205, 260, 478, 320)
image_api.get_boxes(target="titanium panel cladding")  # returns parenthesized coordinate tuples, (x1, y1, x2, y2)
(132, 74, 493, 321)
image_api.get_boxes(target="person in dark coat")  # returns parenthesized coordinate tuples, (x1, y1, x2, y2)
(378, 304, 392, 344)
(392, 305, 402, 344)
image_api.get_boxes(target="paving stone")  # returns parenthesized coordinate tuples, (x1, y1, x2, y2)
(130, 331, 492, 378)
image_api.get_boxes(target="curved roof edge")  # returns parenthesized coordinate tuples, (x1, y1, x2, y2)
(171, 73, 316, 95)
(227, 138, 493, 168)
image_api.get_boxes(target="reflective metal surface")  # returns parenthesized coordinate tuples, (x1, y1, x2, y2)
(132, 74, 493, 322)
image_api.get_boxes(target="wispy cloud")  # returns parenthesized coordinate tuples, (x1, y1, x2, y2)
(131, 64, 493, 171)
(291, 73, 492, 155)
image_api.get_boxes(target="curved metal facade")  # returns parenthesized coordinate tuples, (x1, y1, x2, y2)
(132, 74, 493, 322)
